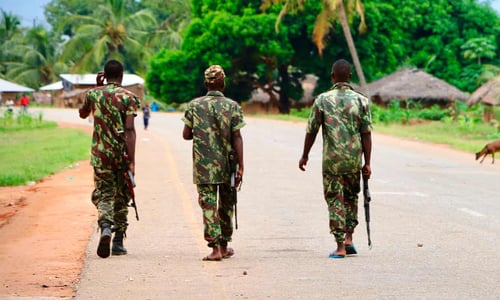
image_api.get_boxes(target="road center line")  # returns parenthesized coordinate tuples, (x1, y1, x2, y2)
(459, 207, 485, 217)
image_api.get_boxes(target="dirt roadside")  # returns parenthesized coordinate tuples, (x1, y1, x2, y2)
(0, 123, 95, 299)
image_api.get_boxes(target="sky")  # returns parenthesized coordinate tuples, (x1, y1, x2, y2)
(0, 0, 499, 28)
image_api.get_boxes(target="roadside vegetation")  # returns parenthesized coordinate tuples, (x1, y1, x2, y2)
(0, 110, 90, 186)
(264, 102, 500, 153)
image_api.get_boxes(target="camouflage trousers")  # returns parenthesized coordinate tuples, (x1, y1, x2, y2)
(323, 171, 360, 243)
(196, 183, 235, 248)
(91, 168, 130, 233)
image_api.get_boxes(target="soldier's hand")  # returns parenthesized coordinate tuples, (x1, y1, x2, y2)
(129, 162, 135, 176)
(299, 157, 308, 171)
(96, 71, 105, 86)
(236, 168, 243, 188)
(362, 164, 371, 179)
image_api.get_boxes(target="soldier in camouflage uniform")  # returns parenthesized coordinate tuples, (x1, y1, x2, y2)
(182, 65, 245, 261)
(79, 60, 140, 258)
(299, 59, 372, 258)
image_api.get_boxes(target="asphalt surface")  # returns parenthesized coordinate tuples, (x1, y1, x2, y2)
(37, 108, 500, 300)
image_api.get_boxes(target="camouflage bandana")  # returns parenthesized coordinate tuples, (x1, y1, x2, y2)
(204, 65, 225, 83)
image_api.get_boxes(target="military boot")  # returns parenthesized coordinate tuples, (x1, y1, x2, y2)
(97, 222, 112, 258)
(112, 231, 127, 255)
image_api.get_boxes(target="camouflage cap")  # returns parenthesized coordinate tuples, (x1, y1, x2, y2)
(204, 65, 225, 83)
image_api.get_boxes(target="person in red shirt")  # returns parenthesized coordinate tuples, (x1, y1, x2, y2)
(20, 94, 29, 113)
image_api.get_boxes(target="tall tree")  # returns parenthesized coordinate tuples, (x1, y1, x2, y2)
(148, 1, 310, 113)
(0, 10, 22, 76)
(262, 0, 369, 94)
(5, 25, 67, 88)
(59, 0, 158, 75)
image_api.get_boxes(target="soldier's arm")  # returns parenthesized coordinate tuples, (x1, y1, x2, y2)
(231, 129, 244, 183)
(79, 98, 91, 119)
(361, 131, 372, 179)
(125, 114, 136, 174)
(183, 124, 193, 140)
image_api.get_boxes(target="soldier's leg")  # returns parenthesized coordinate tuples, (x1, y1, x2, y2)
(91, 168, 116, 227)
(218, 183, 235, 257)
(323, 173, 347, 257)
(112, 170, 129, 255)
(91, 168, 117, 258)
(344, 172, 361, 243)
(197, 184, 222, 260)
(323, 173, 346, 243)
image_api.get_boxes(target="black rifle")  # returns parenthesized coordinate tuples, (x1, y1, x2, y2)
(229, 151, 239, 229)
(124, 154, 139, 221)
(363, 177, 372, 249)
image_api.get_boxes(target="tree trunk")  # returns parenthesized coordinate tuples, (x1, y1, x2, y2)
(277, 64, 291, 114)
(338, 1, 369, 97)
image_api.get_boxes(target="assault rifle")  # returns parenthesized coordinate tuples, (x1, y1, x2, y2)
(229, 151, 239, 229)
(363, 177, 372, 249)
(124, 154, 139, 221)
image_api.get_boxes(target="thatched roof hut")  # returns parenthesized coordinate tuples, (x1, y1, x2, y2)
(467, 76, 500, 107)
(368, 69, 469, 106)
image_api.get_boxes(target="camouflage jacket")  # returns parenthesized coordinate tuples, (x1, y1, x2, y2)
(182, 91, 245, 184)
(83, 84, 140, 169)
(306, 82, 372, 175)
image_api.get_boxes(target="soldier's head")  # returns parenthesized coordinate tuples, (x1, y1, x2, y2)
(331, 59, 352, 83)
(204, 65, 225, 91)
(104, 60, 124, 84)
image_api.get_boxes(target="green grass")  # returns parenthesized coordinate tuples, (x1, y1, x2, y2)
(0, 125, 90, 186)
(255, 104, 500, 154)
(374, 121, 499, 153)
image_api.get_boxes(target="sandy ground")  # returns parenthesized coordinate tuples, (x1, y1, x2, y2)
(0, 124, 95, 299)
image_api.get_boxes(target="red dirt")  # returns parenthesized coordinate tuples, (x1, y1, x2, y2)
(0, 123, 95, 298)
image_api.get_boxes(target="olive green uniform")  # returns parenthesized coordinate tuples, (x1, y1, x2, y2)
(306, 82, 372, 243)
(183, 90, 245, 247)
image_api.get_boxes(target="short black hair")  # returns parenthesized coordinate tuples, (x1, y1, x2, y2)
(331, 59, 351, 81)
(104, 60, 123, 80)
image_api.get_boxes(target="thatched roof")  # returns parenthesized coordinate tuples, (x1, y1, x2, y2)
(467, 76, 500, 106)
(368, 69, 469, 104)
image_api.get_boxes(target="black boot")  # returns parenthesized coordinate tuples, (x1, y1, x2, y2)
(97, 223, 112, 258)
(112, 231, 127, 255)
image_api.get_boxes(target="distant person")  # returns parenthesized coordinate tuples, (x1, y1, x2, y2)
(6, 99, 14, 113)
(78, 60, 141, 258)
(142, 101, 151, 130)
(20, 94, 29, 113)
(182, 65, 245, 261)
(299, 59, 372, 258)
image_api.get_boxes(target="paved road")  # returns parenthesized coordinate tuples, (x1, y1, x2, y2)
(38, 108, 500, 300)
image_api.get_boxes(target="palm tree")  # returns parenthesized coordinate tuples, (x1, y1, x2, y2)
(0, 10, 22, 76)
(262, 0, 369, 95)
(59, 0, 158, 76)
(5, 25, 68, 88)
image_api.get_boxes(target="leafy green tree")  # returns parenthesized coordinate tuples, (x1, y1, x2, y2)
(45, 0, 107, 38)
(5, 25, 68, 88)
(0, 10, 22, 76)
(148, 1, 310, 113)
(461, 37, 497, 65)
(262, 0, 369, 94)
(140, 0, 192, 50)
(58, 0, 158, 75)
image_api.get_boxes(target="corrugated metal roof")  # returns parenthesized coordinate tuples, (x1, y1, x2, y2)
(40, 81, 63, 91)
(0, 78, 35, 92)
(59, 74, 144, 87)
